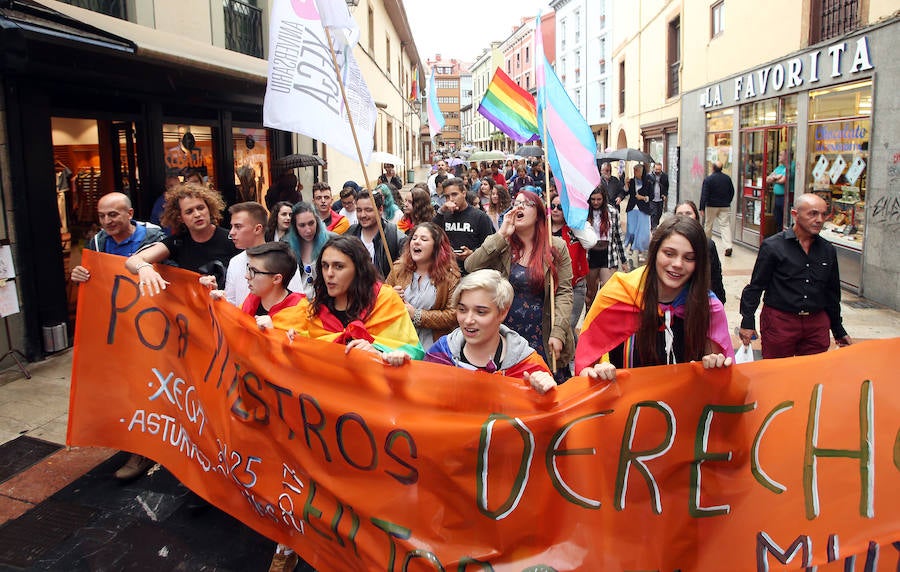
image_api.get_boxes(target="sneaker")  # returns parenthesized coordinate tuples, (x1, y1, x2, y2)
(268, 548, 299, 572)
(724, 248, 732, 257)
(114, 454, 154, 481)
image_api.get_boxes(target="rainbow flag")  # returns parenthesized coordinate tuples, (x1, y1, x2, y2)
(534, 13, 600, 230)
(409, 67, 418, 101)
(426, 68, 445, 138)
(477, 68, 539, 144)
(574, 267, 734, 372)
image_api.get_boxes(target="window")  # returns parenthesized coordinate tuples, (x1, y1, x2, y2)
(599, 37, 606, 74)
(599, 80, 607, 113)
(810, 0, 860, 44)
(507, 61, 512, 73)
(560, 57, 566, 80)
(711, 1, 725, 38)
(385, 36, 391, 73)
(575, 50, 581, 81)
(618, 60, 625, 114)
(575, 10, 581, 42)
(525, 46, 530, 63)
(561, 19, 567, 50)
(59, 0, 127, 19)
(224, 0, 263, 58)
(667, 17, 680, 98)
(525, 74, 530, 90)
(575, 88, 582, 111)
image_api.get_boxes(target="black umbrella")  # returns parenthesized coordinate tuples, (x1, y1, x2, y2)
(596, 148, 656, 164)
(515, 145, 544, 158)
(274, 153, 326, 169)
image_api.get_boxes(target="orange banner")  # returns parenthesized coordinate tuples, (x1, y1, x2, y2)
(69, 250, 900, 571)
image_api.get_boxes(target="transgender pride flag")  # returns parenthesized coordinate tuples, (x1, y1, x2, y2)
(426, 68, 445, 139)
(535, 13, 600, 230)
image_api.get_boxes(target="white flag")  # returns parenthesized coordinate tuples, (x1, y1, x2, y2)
(314, 0, 359, 48)
(264, 0, 376, 163)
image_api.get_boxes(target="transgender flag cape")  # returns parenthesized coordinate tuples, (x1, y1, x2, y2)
(574, 267, 734, 372)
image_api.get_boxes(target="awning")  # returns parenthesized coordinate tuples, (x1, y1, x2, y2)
(27, 0, 267, 83)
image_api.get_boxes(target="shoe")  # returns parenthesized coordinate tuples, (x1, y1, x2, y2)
(724, 248, 732, 257)
(268, 548, 299, 572)
(114, 454, 154, 481)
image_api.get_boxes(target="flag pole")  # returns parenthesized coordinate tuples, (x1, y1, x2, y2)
(323, 27, 394, 268)
(540, 128, 557, 374)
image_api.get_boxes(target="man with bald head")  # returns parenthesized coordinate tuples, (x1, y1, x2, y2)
(739, 193, 852, 358)
(70, 192, 165, 283)
(700, 160, 735, 256)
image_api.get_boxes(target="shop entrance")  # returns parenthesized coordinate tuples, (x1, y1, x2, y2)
(52, 117, 143, 322)
(739, 127, 796, 243)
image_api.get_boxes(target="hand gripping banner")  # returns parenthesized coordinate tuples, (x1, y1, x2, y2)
(68, 250, 900, 571)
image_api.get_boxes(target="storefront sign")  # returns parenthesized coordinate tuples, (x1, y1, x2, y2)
(700, 36, 874, 109)
(67, 251, 900, 571)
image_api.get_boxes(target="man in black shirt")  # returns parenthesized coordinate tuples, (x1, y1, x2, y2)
(377, 163, 403, 191)
(432, 178, 494, 273)
(739, 193, 852, 358)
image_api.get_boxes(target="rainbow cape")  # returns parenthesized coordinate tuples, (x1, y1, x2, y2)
(477, 68, 539, 144)
(574, 267, 734, 372)
(274, 283, 424, 359)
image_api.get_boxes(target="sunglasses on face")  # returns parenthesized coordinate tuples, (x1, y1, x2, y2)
(550, 204, 563, 211)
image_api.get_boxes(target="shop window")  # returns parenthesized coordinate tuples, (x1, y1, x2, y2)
(164, 125, 217, 190)
(233, 127, 271, 205)
(806, 80, 872, 252)
(706, 108, 734, 176)
(809, 80, 872, 121)
(781, 94, 798, 124)
(739, 100, 778, 128)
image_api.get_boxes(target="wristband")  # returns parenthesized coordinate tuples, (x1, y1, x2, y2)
(135, 262, 153, 272)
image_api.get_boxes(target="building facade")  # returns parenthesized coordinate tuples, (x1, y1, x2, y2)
(469, 42, 504, 150)
(608, 0, 681, 210)
(425, 56, 466, 152)
(680, 1, 899, 310)
(551, 0, 613, 150)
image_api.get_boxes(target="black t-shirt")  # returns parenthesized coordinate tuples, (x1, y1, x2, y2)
(433, 206, 494, 268)
(162, 227, 239, 289)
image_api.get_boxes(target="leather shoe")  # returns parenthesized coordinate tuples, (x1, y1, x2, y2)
(114, 454, 154, 481)
(268, 548, 299, 572)
(724, 248, 732, 257)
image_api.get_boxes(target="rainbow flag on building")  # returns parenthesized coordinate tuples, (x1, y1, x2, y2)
(409, 67, 418, 101)
(534, 12, 600, 230)
(426, 68, 445, 139)
(477, 68, 539, 144)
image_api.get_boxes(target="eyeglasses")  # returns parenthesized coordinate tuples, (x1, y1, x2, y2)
(550, 204, 563, 211)
(246, 265, 277, 279)
(513, 200, 536, 209)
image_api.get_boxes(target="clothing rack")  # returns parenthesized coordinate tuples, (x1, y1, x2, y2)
(0, 239, 29, 379)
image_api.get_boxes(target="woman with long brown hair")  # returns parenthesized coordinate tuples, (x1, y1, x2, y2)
(386, 222, 460, 350)
(466, 188, 574, 381)
(576, 216, 734, 379)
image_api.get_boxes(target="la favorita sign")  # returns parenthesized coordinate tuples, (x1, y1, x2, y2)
(699, 36, 874, 109)
(68, 252, 900, 571)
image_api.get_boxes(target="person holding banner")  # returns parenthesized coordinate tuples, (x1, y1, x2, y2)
(383, 269, 556, 394)
(126, 182, 239, 295)
(385, 222, 461, 351)
(465, 189, 574, 382)
(576, 216, 734, 380)
(279, 235, 423, 359)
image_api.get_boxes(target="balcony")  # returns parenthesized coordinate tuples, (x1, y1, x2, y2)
(57, 0, 127, 20)
(224, 0, 263, 59)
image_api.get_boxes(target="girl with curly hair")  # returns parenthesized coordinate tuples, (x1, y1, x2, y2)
(126, 182, 238, 292)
